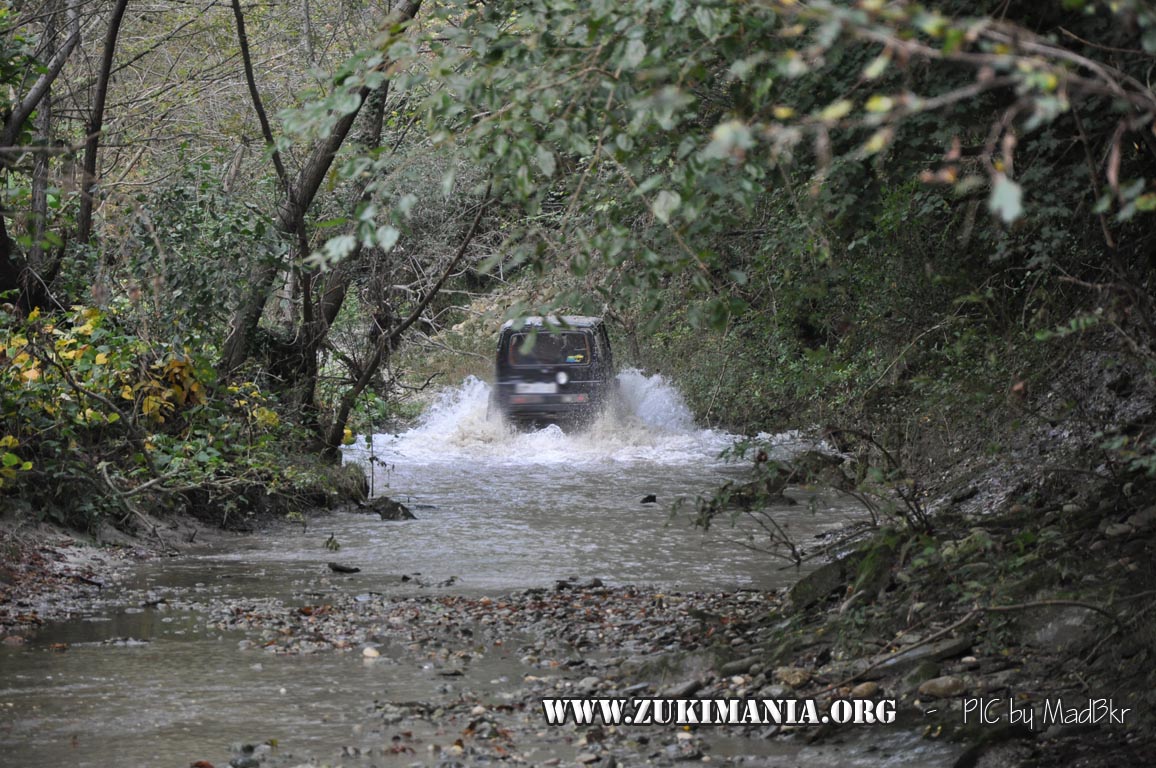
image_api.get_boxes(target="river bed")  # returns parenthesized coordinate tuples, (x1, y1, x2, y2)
(0, 372, 956, 767)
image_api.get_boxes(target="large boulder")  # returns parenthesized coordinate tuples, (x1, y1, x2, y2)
(367, 496, 416, 521)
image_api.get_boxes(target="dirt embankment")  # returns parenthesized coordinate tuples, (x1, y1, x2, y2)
(0, 512, 251, 639)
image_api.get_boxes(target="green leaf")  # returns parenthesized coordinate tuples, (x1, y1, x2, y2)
(693, 6, 718, 38)
(652, 190, 681, 223)
(989, 174, 1023, 223)
(536, 145, 556, 177)
(2, 452, 19, 468)
(377, 226, 401, 251)
(702, 120, 754, 161)
(623, 39, 647, 69)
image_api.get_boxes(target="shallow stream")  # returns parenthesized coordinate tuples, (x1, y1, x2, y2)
(0, 372, 954, 767)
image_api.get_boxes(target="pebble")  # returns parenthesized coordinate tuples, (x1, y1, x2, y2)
(577, 675, 601, 691)
(917, 675, 967, 698)
(774, 666, 810, 689)
(850, 681, 879, 698)
(1126, 507, 1156, 531)
(1105, 523, 1133, 538)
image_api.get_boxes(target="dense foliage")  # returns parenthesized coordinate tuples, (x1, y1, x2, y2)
(4, 0, 1156, 527)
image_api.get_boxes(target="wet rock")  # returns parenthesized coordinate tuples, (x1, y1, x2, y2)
(917, 675, 967, 698)
(367, 496, 416, 521)
(773, 666, 810, 689)
(228, 757, 260, 768)
(951, 486, 979, 504)
(577, 675, 601, 692)
(720, 655, 760, 676)
(789, 450, 849, 487)
(1104, 523, 1133, 538)
(757, 684, 791, 698)
(787, 551, 863, 611)
(1126, 506, 1156, 532)
(850, 681, 880, 698)
(660, 679, 703, 698)
(328, 562, 361, 574)
(640, 495, 657, 504)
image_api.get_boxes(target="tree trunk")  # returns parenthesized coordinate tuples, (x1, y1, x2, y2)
(0, 0, 79, 312)
(28, 6, 56, 272)
(218, 0, 424, 375)
(77, 0, 129, 249)
(0, 4, 80, 150)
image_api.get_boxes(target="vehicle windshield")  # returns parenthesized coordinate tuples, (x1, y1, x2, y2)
(509, 331, 591, 366)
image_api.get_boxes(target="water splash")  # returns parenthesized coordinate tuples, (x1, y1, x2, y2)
(611, 368, 697, 432)
(350, 369, 734, 468)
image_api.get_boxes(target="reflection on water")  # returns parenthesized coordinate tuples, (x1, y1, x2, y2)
(0, 371, 931, 768)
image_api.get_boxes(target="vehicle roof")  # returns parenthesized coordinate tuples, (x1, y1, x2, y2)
(500, 315, 603, 331)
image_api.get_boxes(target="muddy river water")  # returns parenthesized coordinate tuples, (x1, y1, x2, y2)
(0, 372, 955, 767)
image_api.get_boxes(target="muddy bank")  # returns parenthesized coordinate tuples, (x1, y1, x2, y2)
(0, 512, 257, 639)
(0, 524, 136, 639)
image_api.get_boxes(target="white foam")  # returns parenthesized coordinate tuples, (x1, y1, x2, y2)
(347, 369, 735, 468)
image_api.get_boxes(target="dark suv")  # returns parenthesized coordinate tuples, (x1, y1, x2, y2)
(492, 316, 615, 427)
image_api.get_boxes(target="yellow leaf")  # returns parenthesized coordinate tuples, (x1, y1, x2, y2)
(21, 367, 40, 382)
(863, 52, 890, 80)
(820, 99, 853, 122)
(95, 352, 109, 365)
(0, 436, 18, 449)
(772, 105, 795, 120)
(121, 385, 134, 400)
(865, 95, 894, 113)
(863, 127, 894, 155)
(27, 307, 40, 321)
(75, 322, 94, 336)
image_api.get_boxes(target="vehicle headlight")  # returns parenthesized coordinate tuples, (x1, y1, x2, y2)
(555, 371, 569, 385)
